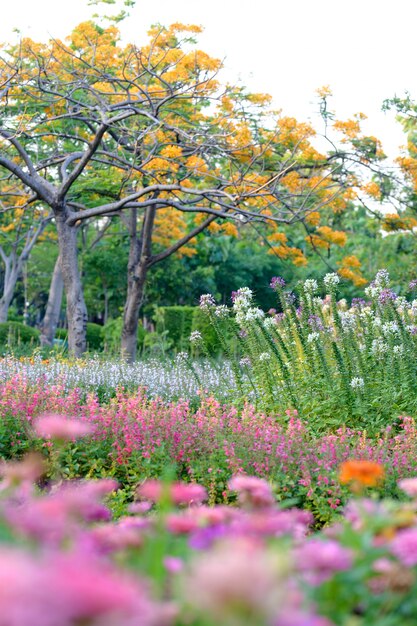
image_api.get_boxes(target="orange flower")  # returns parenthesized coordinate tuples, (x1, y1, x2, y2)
(339, 460, 384, 488)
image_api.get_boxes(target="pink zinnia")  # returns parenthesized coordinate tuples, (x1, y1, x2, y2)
(33, 414, 94, 441)
(391, 528, 417, 566)
(294, 539, 353, 584)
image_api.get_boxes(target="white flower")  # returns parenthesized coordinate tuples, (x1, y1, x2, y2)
(340, 311, 356, 330)
(395, 296, 409, 311)
(313, 297, 324, 306)
(263, 317, 277, 330)
(214, 305, 229, 318)
(365, 285, 381, 299)
(189, 331, 202, 343)
(304, 279, 318, 294)
(232, 288, 253, 311)
(374, 269, 390, 288)
(199, 294, 216, 310)
(393, 344, 404, 355)
(371, 338, 388, 356)
(323, 273, 340, 289)
(350, 377, 364, 390)
(259, 352, 271, 361)
(236, 308, 265, 326)
(382, 321, 400, 335)
(307, 332, 320, 343)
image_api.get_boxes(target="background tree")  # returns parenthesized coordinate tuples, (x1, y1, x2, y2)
(0, 180, 51, 322)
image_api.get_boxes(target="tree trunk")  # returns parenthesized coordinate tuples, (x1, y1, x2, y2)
(55, 212, 87, 356)
(121, 207, 155, 362)
(40, 255, 64, 347)
(0, 258, 20, 323)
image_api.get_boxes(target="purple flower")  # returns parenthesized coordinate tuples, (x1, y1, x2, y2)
(189, 524, 227, 549)
(379, 289, 397, 305)
(308, 315, 324, 332)
(351, 298, 368, 308)
(270, 276, 286, 289)
(409, 279, 417, 290)
(294, 539, 353, 585)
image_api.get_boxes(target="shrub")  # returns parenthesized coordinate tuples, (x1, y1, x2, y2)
(55, 323, 103, 351)
(0, 321, 40, 345)
(86, 322, 104, 351)
(102, 317, 147, 355)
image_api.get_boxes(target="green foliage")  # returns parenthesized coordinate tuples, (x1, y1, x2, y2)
(0, 322, 40, 346)
(198, 271, 417, 433)
(157, 306, 195, 352)
(55, 323, 103, 352)
(85, 322, 104, 351)
(191, 308, 222, 355)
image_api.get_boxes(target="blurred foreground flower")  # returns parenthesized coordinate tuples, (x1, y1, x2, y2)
(228, 475, 276, 509)
(137, 480, 207, 506)
(339, 460, 385, 488)
(34, 414, 94, 441)
(185, 538, 285, 624)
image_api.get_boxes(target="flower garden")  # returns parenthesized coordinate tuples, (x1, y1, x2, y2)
(3, 271, 417, 624)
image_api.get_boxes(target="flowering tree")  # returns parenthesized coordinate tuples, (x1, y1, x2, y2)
(0, 22, 384, 358)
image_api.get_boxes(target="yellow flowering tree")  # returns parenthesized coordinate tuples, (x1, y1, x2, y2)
(0, 22, 384, 359)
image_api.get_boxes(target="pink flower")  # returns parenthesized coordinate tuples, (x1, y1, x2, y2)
(0, 548, 158, 626)
(4, 479, 117, 543)
(398, 477, 417, 497)
(137, 480, 207, 505)
(33, 414, 94, 441)
(391, 528, 417, 566)
(186, 538, 284, 622)
(164, 556, 184, 573)
(0, 453, 45, 489)
(275, 611, 333, 626)
(228, 474, 275, 509)
(294, 539, 353, 584)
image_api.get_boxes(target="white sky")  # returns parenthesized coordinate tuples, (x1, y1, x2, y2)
(0, 0, 415, 160)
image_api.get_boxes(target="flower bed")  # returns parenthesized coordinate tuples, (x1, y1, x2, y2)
(1, 376, 417, 523)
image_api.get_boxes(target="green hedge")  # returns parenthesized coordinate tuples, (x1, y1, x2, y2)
(55, 323, 104, 351)
(0, 322, 40, 345)
(157, 306, 195, 351)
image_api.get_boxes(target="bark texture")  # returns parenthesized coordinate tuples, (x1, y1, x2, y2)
(40, 255, 64, 346)
(121, 207, 155, 362)
(55, 212, 87, 357)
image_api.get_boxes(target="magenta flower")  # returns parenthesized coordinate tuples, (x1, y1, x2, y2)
(391, 528, 417, 566)
(228, 474, 275, 509)
(137, 479, 207, 505)
(34, 414, 94, 441)
(294, 539, 353, 584)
